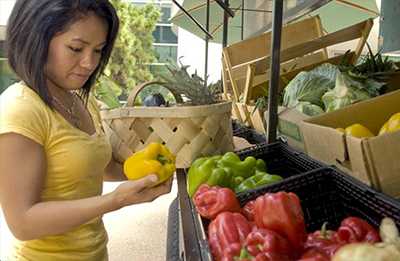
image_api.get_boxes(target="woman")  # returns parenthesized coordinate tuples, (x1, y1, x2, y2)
(0, 1, 172, 260)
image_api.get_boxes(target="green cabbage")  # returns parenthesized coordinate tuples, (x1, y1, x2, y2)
(283, 63, 339, 109)
(322, 72, 372, 112)
(295, 101, 325, 116)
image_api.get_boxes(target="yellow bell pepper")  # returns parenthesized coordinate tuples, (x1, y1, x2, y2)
(345, 124, 374, 138)
(123, 142, 176, 185)
(379, 112, 400, 135)
(378, 121, 389, 135)
(336, 128, 345, 133)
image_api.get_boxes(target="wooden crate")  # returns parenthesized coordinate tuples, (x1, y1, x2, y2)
(222, 16, 373, 132)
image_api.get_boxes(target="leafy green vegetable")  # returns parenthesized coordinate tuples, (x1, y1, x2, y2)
(295, 102, 325, 116)
(322, 72, 372, 113)
(283, 63, 339, 109)
(343, 43, 399, 83)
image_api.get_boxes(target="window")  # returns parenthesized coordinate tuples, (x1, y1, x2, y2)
(160, 6, 171, 23)
(131, 1, 178, 64)
(154, 44, 177, 63)
(153, 26, 177, 44)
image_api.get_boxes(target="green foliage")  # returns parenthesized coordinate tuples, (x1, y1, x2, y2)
(0, 59, 18, 95)
(155, 58, 223, 105)
(340, 44, 399, 83)
(95, 0, 161, 107)
(94, 75, 122, 109)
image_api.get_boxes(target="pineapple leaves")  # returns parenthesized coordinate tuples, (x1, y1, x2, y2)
(155, 58, 222, 105)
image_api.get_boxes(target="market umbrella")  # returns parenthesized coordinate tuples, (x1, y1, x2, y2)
(291, 0, 379, 33)
(170, 0, 245, 44)
(170, 0, 379, 45)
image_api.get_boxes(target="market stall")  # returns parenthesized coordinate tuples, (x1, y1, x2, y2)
(165, 0, 400, 260)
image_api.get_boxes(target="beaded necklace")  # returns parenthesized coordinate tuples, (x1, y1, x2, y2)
(52, 93, 81, 128)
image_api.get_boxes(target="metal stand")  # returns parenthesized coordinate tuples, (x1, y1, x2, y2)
(204, 0, 210, 87)
(267, 0, 284, 143)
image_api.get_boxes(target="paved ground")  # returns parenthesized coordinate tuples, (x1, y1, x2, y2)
(0, 180, 178, 261)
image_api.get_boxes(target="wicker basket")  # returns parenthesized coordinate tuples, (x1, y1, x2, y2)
(100, 81, 234, 168)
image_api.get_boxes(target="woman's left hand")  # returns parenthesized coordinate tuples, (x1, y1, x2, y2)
(110, 175, 173, 209)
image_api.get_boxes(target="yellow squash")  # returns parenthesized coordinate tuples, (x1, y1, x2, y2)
(123, 142, 176, 185)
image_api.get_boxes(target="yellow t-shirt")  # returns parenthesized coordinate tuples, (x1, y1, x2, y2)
(0, 82, 112, 261)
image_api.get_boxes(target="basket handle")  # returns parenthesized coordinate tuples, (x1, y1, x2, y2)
(126, 81, 183, 106)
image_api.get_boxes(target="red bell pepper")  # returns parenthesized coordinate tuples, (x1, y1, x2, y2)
(335, 216, 381, 244)
(242, 199, 256, 221)
(193, 184, 241, 220)
(298, 249, 330, 261)
(208, 212, 252, 261)
(253, 192, 307, 255)
(222, 248, 291, 261)
(243, 228, 293, 261)
(253, 252, 292, 261)
(304, 223, 345, 258)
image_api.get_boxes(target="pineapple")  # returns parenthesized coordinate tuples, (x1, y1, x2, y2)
(158, 59, 222, 106)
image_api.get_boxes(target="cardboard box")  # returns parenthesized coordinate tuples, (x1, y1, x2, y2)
(264, 107, 309, 151)
(301, 90, 400, 198)
(277, 107, 310, 151)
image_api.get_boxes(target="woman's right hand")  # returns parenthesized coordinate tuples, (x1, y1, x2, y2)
(111, 174, 173, 209)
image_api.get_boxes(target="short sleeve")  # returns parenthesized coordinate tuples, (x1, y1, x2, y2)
(0, 84, 48, 145)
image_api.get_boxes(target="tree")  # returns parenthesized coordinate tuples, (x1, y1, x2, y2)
(95, 0, 160, 107)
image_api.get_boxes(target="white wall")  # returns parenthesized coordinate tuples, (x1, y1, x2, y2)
(176, 28, 222, 84)
(0, 0, 15, 25)
(0, 0, 16, 40)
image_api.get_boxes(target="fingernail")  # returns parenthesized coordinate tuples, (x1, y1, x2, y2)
(149, 175, 158, 183)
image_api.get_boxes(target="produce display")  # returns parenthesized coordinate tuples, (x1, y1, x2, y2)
(283, 49, 399, 117)
(336, 111, 400, 138)
(123, 142, 176, 185)
(332, 218, 400, 261)
(192, 187, 398, 261)
(193, 184, 241, 220)
(336, 124, 374, 138)
(187, 152, 283, 197)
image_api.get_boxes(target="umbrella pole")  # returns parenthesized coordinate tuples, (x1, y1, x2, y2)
(267, 0, 284, 143)
(215, 0, 235, 17)
(222, 0, 229, 47)
(204, 0, 210, 87)
(241, 0, 244, 40)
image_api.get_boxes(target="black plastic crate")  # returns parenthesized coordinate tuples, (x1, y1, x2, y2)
(231, 119, 248, 136)
(235, 142, 324, 179)
(234, 127, 267, 145)
(191, 167, 400, 261)
(232, 119, 266, 145)
(176, 141, 327, 260)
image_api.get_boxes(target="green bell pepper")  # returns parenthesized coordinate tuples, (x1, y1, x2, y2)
(234, 171, 283, 194)
(187, 152, 269, 197)
(187, 155, 235, 197)
(217, 152, 266, 179)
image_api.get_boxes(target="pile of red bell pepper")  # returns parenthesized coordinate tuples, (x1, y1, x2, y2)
(192, 184, 381, 261)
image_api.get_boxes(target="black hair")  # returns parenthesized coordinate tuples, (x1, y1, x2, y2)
(6, 0, 119, 106)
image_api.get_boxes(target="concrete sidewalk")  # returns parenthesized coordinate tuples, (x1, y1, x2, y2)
(103, 180, 177, 261)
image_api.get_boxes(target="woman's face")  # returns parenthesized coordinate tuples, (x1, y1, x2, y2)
(46, 12, 108, 91)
